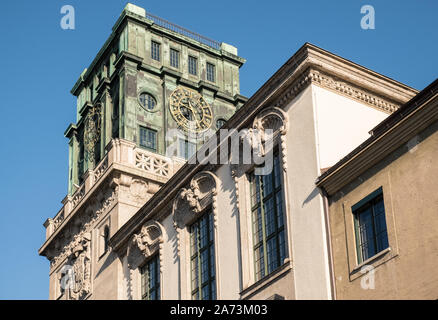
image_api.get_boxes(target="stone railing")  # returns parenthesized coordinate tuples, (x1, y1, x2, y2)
(135, 148, 172, 178)
(44, 138, 184, 240)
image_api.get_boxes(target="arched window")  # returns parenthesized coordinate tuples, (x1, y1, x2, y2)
(216, 118, 226, 129)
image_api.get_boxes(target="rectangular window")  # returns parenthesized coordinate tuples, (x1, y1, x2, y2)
(206, 63, 215, 82)
(178, 139, 196, 160)
(139, 127, 157, 151)
(353, 188, 389, 264)
(188, 56, 198, 75)
(140, 254, 160, 300)
(249, 153, 287, 281)
(170, 48, 179, 68)
(190, 211, 216, 300)
(151, 41, 161, 61)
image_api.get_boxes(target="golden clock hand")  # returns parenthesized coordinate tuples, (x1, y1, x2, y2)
(188, 99, 201, 124)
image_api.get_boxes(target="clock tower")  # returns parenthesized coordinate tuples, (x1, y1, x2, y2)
(67, 3, 246, 191)
(40, 3, 246, 299)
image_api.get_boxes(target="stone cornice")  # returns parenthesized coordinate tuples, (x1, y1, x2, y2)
(71, 8, 246, 96)
(269, 44, 417, 114)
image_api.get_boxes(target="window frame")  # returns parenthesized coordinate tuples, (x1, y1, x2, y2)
(140, 254, 161, 300)
(151, 41, 161, 61)
(188, 56, 198, 75)
(170, 48, 180, 68)
(138, 92, 157, 111)
(189, 210, 216, 300)
(248, 151, 287, 282)
(353, 188, 389, 264)
(178, 138, 197, 160)
(206, 62, 216, 82)
(139, 126, 158, 152)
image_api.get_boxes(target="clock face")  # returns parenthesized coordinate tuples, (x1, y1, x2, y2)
(169, 87, 213, 133)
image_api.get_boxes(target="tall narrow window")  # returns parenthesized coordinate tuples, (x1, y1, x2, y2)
(188, 56, 198, 75)
(190, 211, 216, 300)
(170, 48, 179, 68)
(103, 226, 109, 254)
(206, 63, 215, 82)
(178, 139, 196, 160)
(249, 153, 286, 281)
(353, 188, 388, 263)
(151, 41, 161, 61)
(140, 254, 160, 300)
(78, 142, 84, 184)
(139, 127, 157, 152)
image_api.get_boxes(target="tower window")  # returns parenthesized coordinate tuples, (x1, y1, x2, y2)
(151, 41, 161, 61)
(216, 118, 226, 129)
(178, 139, 196, 160)
(139, 93, 156, 111)
(190, 211, 216, 300)
(206, 63, 215, 82)
(139, 127, 157, 152)
(140, 254, 160, 300)
(249, 153, 287, 281)
(188, 56, 198, 75)
(353, 188, 389, 264)
(170, 49, 179, 68)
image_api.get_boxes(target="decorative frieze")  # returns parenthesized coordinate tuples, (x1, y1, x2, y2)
(273, 69, 400, 114)
(58, 232, 92, 300)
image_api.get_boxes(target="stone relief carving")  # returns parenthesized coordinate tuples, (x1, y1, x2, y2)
(129, 179, 149, 202)
(231, 106, 289, 177)
(125, 221, 164, 300)
(127, 221, 164, 269)
(50, 186, 119, 270)
(172, 171, 219, 231)
(64, 232, 91, 300)
(84, 103, 102, 164)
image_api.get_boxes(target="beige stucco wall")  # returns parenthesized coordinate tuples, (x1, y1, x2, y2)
(329, 121, 438, 299)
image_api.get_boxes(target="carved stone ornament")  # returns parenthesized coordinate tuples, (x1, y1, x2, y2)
(50, 186, 119, 270)
(230, 106, 289, 176)
(84, 103, 102, 163)
(126, 221, 164, 270)
(172, 171, 219, 230)
(62, 232, 91, 300)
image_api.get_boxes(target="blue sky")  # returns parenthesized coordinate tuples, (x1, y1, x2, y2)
(0, 0, 436, 299)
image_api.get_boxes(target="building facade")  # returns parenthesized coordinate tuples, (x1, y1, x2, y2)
(39, 3, 437, 300)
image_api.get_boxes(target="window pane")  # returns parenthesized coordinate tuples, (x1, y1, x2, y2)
(178, 139, 196, 159)
(170, 49, 179, 68)
(188, 56, 197, 75)
(353, 191, 389, 263)
(140, 127, 157, 151)
(140, 254, 160, 300)
(207, 63, 215, 82)
(249, 154, 286, 282)
(151, 41, 160, 61)
(190, 212, 216, 300)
